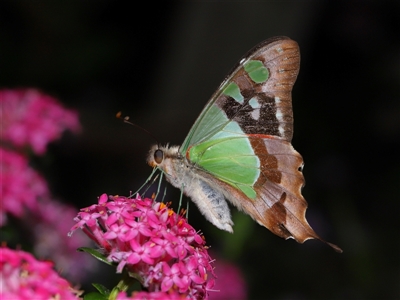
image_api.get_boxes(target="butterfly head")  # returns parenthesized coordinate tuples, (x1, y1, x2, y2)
(148, 147, 164, 167)
(147, 144, 181, 169)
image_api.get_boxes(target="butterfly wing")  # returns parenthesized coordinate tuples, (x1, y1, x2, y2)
(180, 36, 297, 154)
(180, 37, 341, 251)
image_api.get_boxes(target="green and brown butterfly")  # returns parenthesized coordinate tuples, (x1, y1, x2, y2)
(148, 36, 342, 253)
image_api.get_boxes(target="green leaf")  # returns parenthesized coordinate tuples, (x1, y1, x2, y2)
(109, 287, 123, 300)
(92, 283, 110, 296)
(83, 292, 108, 300)
(78, 247, 113, 265)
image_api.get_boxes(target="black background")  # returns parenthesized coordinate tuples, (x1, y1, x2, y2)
(1, 1, 399, 299)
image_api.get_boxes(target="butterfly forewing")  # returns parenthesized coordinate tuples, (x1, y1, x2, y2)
(180, 36, 300, 155)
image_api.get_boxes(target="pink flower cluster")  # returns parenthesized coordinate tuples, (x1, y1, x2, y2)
(117, 290, 184, 300)
(1, 88, 91, 281)
(0, 246, 80, 299)
(32, 199, 97, 281)
(0, 89, 80, 155)
(0, 148, 49, 225)
(71, 194, 216, 299)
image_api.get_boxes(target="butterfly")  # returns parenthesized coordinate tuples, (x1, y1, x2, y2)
(147, 36, 342, 252)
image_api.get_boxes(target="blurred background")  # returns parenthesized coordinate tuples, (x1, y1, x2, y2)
(1, 1, 399, 299)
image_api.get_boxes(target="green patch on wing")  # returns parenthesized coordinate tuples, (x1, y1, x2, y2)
(244, 60, 269, 83)
(189, 136, 259, 199)
(223, 82, 244, 103)
(181, 105, 228, 153)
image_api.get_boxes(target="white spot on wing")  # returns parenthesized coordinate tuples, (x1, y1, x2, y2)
(275, 105, 285, 136)
(276, 110, 283, 120)
(249, 97, 260, 120)
(274, 96, 281, 104)
(251, 109, 260, 120)
(278, 125, 285, 136)
(249, 97, 260, 109)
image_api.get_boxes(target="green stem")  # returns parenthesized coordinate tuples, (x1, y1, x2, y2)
(108, 269, 142, 300)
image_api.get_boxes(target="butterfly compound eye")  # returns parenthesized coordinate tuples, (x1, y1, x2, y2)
(154, 149, 163, 164)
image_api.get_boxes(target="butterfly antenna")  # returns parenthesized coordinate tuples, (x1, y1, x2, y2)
(116, 111, 160, 148)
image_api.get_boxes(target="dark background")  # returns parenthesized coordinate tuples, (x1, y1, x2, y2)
(1, 1, 399, 299)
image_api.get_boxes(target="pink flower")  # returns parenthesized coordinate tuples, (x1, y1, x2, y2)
(208, 259, 247, 300)
(0, 89, 80, 155)
(0, 246, 81, 299)
(32, 199, 96, 282)
(117, 290, 184, 300)
(70, 194, 216, 299)
(0, 148, 49, 226)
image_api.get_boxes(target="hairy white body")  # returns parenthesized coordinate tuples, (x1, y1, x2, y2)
(148, 145, 234, 232)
